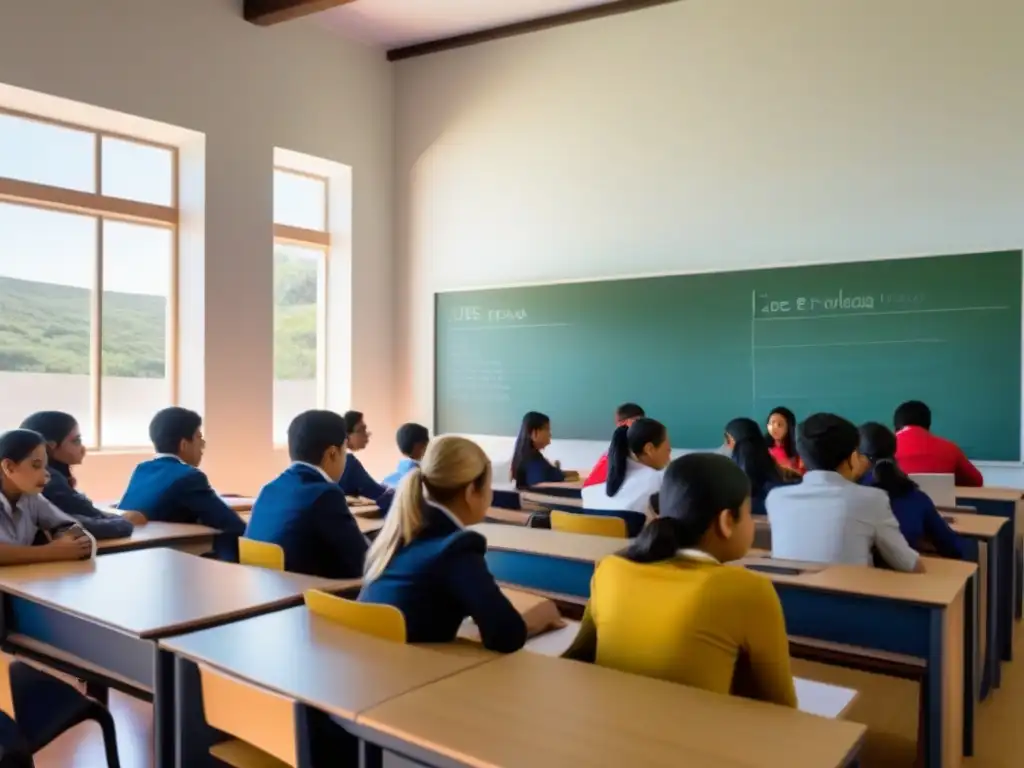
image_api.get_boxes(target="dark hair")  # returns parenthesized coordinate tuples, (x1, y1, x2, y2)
(288, 410, 348, 465)
(510, 411, 551, 488)
(859, 421, 917, 497)
(396, 423, 430, 456)
(615, 403, 645, 422)
(725, 417, 782, 496)
(765, 406, 798, 459)
(894, 400, 932, 431)
(20, 411, 78, 445)
(343, 410, 365, 434)
(623, 453, 750, 564)
(149, 407, 203, 455)
(606, 418, 667, 497)
(0, 429, 47, 464)
(797, 413, 860, 472)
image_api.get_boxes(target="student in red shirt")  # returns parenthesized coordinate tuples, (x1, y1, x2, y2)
(583, 403, 645, 488)
(893, 400, 983, 487)
(764, 406, 805, 475)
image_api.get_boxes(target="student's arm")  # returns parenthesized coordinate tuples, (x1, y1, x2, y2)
(562, 601, 598, 663)
(953, 449, 984, 488)
(0, 539, 92, 565)
(311, 491, 369, 579)
(340, 456, 392, 503)
(178, 473, 246, 535)
(740, 576, 798, 707)
(525, 457, 565, 486)
(921, 498, 965, 559)
(43, 478, 134, 540)
(443, 532, 527, 653)
(870, 495, 923, 573)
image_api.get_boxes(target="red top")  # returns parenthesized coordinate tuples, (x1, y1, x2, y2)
(768, 443, 805, 474)
(583, 453, 608, 487)
(895, 426, 984, 487)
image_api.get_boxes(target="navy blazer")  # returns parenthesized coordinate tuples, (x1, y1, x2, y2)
(515, 454, 565, 489)
(862, 471, 964, 559)
(43, 461, 133, 540)
(359, 504, 526, 652)
(339, 454, 393, 513)
(246, 463, 368, 579)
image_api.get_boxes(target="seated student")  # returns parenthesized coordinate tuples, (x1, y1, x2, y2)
(565, 453, 797, 707)
(725, 418, 789, 516)
(359, 435, 557, 651)
(894, 400, 983, 487)
(246, 410, 368, 578)
(510, 411, 565, 488)
(119, 407, 245, 558)
(581, 418, 671, 514)
(20, 411, 142, 540)
(582, 403, 645, 488)
(338, 410, 393, 511)
(859, 422, 964, 559)
(766, 413, 923, 572)
(0, 429, 94, 565)
(383, 423, 429, 487)
(765, 406, 805, 475)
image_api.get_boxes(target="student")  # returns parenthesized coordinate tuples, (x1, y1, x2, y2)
(359, 435, 558, 651)
(894, 400, 983, 487)
(0, 429, 94, 565)
(338, 410, 393, 511)
(565, 453, 797, 707)
(20, 411, 142, 540)
(246, 410, 368, 578)
(765, 406, 805, 475)
(582, 403, 645, 488)
(383, 423, 429, 487)
(766, 413, 923, 572)
(581, 418, 670, 514)
(859, 422, 964, 559)
(119, 407, 245, 559)
(724, 417, 787, 516)
(510, 411, 565, 488)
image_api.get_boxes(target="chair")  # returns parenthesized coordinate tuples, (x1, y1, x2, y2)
(550, 510, 627, 539)
(304, 590, 407, 642)
(0, 654, 120, 767)
(239, 538, 285, 571)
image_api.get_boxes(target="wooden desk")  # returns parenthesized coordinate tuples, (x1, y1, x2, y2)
(221, 496, 256, 512)
(484, 507, 533, 525)
(97, 521, 218, 555)
(0, 550, 357, 768)
(352, 652, 866, 768)
(530, 479, 583, 498)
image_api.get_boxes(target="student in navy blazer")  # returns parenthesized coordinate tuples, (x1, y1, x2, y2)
(119, 407, 245, 559)
(339, 410, 393, 512)
(360, 435, 554, 652)
(509, 411, 565, 488)
(246, 410, 368, 578)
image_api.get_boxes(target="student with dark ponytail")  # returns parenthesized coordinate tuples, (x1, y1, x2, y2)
(509, 412, 567, 488)
(565, 453, 796, 707)
(581, 418, 670, 513)
(859, 422, 964, 559)
(765, 407, 804, 475)
(724, 417, 788, 515)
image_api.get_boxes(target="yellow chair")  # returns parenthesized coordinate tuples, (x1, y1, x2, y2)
(239, 538, 285, 571)
(304, 589, 407, 642)
(550, 510, 627, 539)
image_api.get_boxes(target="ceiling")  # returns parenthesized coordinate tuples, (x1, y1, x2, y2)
(315, 0, 620, 49)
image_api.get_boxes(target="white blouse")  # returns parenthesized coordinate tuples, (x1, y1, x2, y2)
(581, 458, 663, 514)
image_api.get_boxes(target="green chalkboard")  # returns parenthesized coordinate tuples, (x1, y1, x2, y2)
(435, 251, 1022, 460)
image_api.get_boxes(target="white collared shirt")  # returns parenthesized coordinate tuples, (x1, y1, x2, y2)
(676, 548, 720, 564)
(153, 453, 186, 464)
(581, 457, 663, 514)
(291, 461, 335, 484)
(428, 500, 465, 530)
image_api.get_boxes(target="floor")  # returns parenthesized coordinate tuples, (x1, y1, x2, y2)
(34, 632, 1024, 767)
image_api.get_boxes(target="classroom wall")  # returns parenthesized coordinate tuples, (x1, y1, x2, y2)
(393, 0, 1024, 484)
(0, 0, 395, 497)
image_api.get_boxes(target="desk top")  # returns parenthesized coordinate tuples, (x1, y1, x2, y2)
(221, 496, 256, 512)
(357, 651, 866, 768)
(0, 549, 356, 639)
(484, 507, 532, 525)
(239, 513, 382, 536)
(955, 486, 1024, 502)
(943, 511, 1009, 538)
(97, 521, 218, 552)
(472, 523, 625, 563)
(160, 605, 495, 720)
(532, 480, 584, 491)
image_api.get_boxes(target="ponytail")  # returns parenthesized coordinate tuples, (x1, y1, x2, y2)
(363, 467, 426, 583)
(858, 422, 917, 499)
(604, 425, 630, 497)
(622, 517, 681, 563)
(870, 457, 917, 498)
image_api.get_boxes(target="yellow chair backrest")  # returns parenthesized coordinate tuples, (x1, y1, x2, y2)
(239, 538, 285, 571)
(0, 652, 14, 719)
(304, 589, 407, 643)
(550, 510, 627, 539)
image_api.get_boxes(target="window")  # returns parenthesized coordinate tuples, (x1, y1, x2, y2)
(273, 168, 328, 444)
(0, 108, 178, 449)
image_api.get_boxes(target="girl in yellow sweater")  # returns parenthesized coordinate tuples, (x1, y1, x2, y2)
(565, 452, 797, 707)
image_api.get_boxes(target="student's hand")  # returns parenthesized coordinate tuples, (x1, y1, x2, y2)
(46, 533, 93, 561)
(121, 510, 148, 526)
(553, 460, 562, 470)
(520, 598, 565, 638)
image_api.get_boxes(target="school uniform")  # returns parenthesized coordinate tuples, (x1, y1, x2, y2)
(515, 453, 565, 488)
(861, 471, 964, 559)
(246, 463, 368, 579)
(382, 458, 418, 488)
(581, 458, 662, 514)
(768, 444, 804, 474)
(0, 492, 78, 545)
(358, 502, 527, 652)
(339, 454, 393, 512)
(564, 551, 797, 707)
(42, 461, 133, 540)
(766, 471, 920, 571)
(895, 426, 983, 487)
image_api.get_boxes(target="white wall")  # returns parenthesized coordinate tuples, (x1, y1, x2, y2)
(393, 0, 1024, 484)
(0, 0, 395, 497)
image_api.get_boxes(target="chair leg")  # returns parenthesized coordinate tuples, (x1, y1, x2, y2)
(85, 681, 109, 706)
(88, 705, 121, 768)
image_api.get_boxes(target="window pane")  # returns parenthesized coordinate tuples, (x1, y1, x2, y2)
(274, 170, 326, 231)
(0, 203, 96, 443)
(101, 137, 174, 206)
(0, 112, 95, 192)
(273, 244, 323, 444)
(101, 221, 172, 447)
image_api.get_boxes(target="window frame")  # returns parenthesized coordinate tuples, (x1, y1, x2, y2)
(0, 106, 179, 450)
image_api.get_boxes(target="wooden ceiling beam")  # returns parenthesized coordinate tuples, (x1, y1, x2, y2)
(244, 0, 356, 27)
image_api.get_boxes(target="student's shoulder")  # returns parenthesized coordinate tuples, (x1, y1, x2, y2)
(437, 528, 488, 558)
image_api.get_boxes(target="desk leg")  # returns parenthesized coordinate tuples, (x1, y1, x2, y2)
(987, 537, 1002, 691)
(154, 647, 176, 768)
(359, 741, 383, 768)
(295, 705, 357, 767)
(962, 574, 975, 757)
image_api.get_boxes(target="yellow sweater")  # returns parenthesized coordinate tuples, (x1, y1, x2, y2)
(566, 554, 797, 708)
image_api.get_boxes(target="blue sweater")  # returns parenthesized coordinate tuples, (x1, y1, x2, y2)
(515, 454, 565, 489)
(246, 463, 368, 579)
(861, 471, 964, 559)
(340, 454, 393, 513)
(43, 461, 134, 540)
(359, 504, 527, 652)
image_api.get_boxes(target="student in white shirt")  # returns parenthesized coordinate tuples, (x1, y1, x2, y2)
(582, 418, 671, 515)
